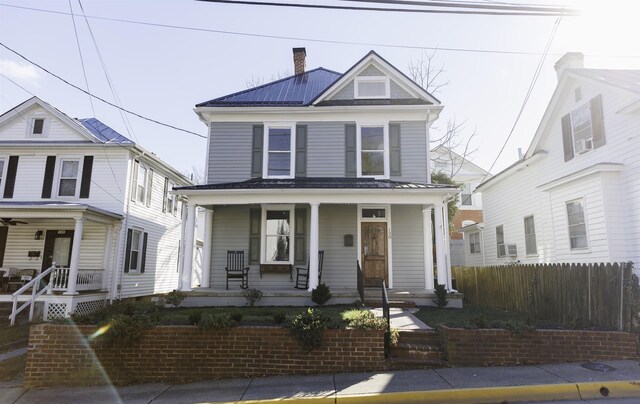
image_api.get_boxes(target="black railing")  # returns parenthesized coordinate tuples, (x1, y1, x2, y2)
(382, 281, 391, 358)
(356, 260, 364, 304)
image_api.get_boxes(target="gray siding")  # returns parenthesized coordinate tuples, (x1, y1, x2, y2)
(318, 204, 358, 288)
(359, 65, 384, 76)
(306, 122, 346, 177)
(391, 205, 426, 289)
(332, 81, 355, 101)
(394, 121, 428, 183)
(208, 123, 254, 184)
(390, 81, 413, 99)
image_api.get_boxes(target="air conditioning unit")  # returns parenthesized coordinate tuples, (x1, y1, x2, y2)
(575, 138, 593, 155)
(507, 243, 518, 258)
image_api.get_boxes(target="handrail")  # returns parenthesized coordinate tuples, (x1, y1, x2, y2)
(9, 264, 55, 326)
(356, 260, 364, 304)
(381, 280, 391, 358)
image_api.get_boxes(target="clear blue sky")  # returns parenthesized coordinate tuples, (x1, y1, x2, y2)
(1, 0, 639, 179)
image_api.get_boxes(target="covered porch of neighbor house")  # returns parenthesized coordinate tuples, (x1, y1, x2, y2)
(0, 202, 122, 321)
(175, 178, 461, 307)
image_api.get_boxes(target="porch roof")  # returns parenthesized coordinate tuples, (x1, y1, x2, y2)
(0, 201, 122, 223)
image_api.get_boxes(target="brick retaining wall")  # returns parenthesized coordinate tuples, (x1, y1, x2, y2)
(440, 326, 637, 366)
(25, 324, 385, 388)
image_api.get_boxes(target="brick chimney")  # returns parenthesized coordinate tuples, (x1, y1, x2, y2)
(554, 52, 584, 81)
(293, 47, 306, 75)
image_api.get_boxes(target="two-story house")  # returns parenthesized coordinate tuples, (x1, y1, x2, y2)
(476, 53, 640, 267)
(175, 48, 460, 306)
(0, 97, 191, 321)
(430, 145, 491, 266)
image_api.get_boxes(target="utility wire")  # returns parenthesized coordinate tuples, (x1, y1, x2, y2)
(0, 42, 205, 139)
(68, 0, 95, 116)
(2, 3, 637, 59)
(340, 0, 578, 14)
(479, 17, 561, 184)
(196, 0, 579, 16)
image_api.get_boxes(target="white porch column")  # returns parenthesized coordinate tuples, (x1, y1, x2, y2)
(101, 224, 113, 291)
(308, 202, 320, 291)
(442, 201, 453, 290)
(64, 217, 84, 295)
(422, 206, 434, 290)
(434, 203, 447, 287)
(201, 209, 214, 288)
(181, 203, 197, 292)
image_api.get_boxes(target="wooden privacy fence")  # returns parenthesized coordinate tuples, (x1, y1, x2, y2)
(452, 262, 636, 331)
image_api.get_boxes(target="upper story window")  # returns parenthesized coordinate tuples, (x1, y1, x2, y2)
(570, 103, 593, 153)
(262, 205, 294, 264)
(460, 183, 473, 206)
(263, 124, 295, 178)
(566, 199, 588, 249)
(354, 76, 390, 99)
(562, 95, 604, 161)
(163, 177, 177, 215)
(132, 160, 153, 206)
(469, 232, 481, 254)
(357, 124, 389, 178)
(496, 225, 505, 258)
(57, 159, 80, 197)
(524, 215, 537, 255)
(27, 117, 49, 137)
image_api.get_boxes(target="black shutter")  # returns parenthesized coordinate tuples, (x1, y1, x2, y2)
(295, 208, 306, 265)
(389, 123, 401, 176)
(79, 156, 93, 198)
(249, 207, 261, 265)
(140, 232, 148, 273)
(41, 156, 56, 199)
(295, 125, 307, 177)
(345, 124, 357, 177)
(561, 114, 574, 162)
(0, 226, 8, 267)
(251, 125, 264, 177)
(3, 156, 18, 199)
(162, 177, 169, 213)
(124, 229, 132, 273)
(591, 94, 605, 148)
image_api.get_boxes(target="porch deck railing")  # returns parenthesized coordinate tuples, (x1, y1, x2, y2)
(381, 280, 391, 358)
(10, 264, 55, 326)
(50, 268, 104, 292)
(356, 260, 364, 304)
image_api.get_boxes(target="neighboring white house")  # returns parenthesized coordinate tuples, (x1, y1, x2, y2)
(0, 97, 191, 321)
(431, 145, 491, 266)
(474, 52, 640, 267)
(175, 48, 461, 306)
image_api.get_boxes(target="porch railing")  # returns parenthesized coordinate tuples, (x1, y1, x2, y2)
(356, 260, 364, 304)
(50, 268, 103, 292)
(10, 264, 55, 326)
(381, 280, 391, 358)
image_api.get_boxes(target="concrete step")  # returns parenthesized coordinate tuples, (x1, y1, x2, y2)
(364, 300, 416, 308)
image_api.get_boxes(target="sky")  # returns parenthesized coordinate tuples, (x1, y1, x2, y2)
(1, 0, 640, 180)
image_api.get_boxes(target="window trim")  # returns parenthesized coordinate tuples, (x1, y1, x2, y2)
(566, 198, 589, 251)
(127, 228, 145, 274)
(496, 225, 505, 258)
(26, 116, 50, 137)
(569, 102, 593, 155)
(163, 177, 178, 216)
(132, 160, 153, 205)
(260, 204, 295, 265)
(54, 156, 83, 199)
(354, 76, 390, 99)
(0, 157, 6, 198)
(469, 231, 481, 255)
(262, 123, 296, 179)
(523, 215, 538, 256)
(356, 122, 389, 179)
(460, 183, 473, 206)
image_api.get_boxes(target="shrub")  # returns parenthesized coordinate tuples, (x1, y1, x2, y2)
(164, 291, 187, 307)
(98, 314, 151, 347)
(188, 311, 202, 325)
(273, 311, 287, 324)
(432, 283, 449, 308)
(198, 313, 234, 330)
(347, 310, 387, 330)
(289, 308, 330, 351)
(311, 283, 332, 305)
(230, 312, 243, 324)
(243, 288, 263, 307)
(470, 315, 489, 329)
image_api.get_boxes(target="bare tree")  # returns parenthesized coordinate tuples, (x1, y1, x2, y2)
(408, 50, 448, 95)
(245, 70, 292, 89)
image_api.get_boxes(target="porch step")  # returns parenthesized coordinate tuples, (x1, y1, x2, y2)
(364, 300, 416, 308)
(0, 302, 30, 325)
(388, 330, 448, 370)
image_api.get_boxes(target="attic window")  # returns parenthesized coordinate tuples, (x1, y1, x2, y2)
(27, 117, 49, 137)
(355, 77, 390, 99)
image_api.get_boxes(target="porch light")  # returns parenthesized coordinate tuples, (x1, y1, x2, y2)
(34, 230, 43, 240)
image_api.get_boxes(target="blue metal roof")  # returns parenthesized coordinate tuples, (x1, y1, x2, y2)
(196, 68, 342, 107)
(79, 118, 133, 144)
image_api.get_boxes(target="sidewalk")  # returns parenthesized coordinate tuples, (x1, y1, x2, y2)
(3, 359, 640, 404)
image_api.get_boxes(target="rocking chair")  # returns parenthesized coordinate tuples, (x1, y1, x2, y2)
(294, 250, 324, 290)
(225, 250, 250, 289)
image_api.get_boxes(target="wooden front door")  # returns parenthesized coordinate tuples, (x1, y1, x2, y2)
(42, 230, 74, 271)
(361, 222, 388, 287)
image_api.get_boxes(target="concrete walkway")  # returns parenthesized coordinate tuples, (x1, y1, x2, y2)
(369, 307, 431, 330)
(3, 360, 640, 403)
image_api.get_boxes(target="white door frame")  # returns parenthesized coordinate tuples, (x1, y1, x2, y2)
(357, 204, 393, 289)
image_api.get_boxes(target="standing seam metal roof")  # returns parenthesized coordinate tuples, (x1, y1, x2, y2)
(79, 118, 134, 144)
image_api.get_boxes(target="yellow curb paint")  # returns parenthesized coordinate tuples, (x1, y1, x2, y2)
(577, 380, 640, 400)
(204, 397, 336, 404)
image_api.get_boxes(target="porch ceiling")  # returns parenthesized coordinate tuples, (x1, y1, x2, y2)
(0, 201, 122, 224)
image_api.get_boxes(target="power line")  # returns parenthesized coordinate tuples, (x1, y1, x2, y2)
(0, 42, 206, 139)
(68, 0, 95, 116)
(479, 17, 561, 184)
(197, 0, 578, 16)
(2, 3, 638, 59)
(341, 0, 578, 14)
